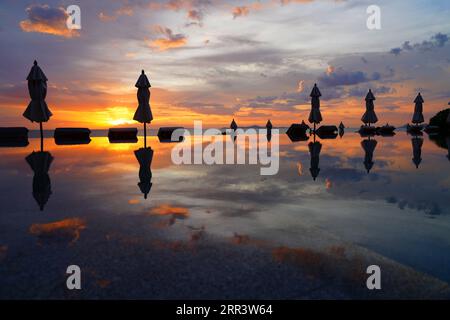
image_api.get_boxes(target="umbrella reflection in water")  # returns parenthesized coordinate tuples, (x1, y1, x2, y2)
(411, 136, 423, 169)
(308, 140, 322, 181)
(135, 139, 153, 199)
(361, 138, 377, 173)
(26, 142, 53, 211)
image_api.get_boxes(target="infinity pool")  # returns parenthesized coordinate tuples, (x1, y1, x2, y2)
(0, 132, 449, 299)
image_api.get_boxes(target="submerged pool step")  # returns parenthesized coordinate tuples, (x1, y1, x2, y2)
(108, 128, 138, 143)
(0, 127, 29, 147)
(157, 127, 184, 143)
(54, 128, 91, 145)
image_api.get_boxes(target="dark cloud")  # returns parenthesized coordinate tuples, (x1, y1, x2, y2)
(348, 85, 395, 97)
(382, 105, 400, 111)
(218, 35, 264, 47)
(192, 48, 285, 65)
(390, 48, 402, 56)
(389, 32, 449, 55)
(318, 70, 381, 87)
(19, 4, 77, 38)
(187, 9, 203, 21)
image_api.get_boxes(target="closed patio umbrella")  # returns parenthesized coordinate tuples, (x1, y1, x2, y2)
(308, 84, 323, 132)
(266, 120, 273, 142)
(412, 93, 424, 125)
(339, 121, 345, 138)
(26, 150, 53, 211)
(361, 89, 378, 126)
(23, 60, 53, 141)
(230, 119, 238, 130)
(361, 138, 377, 173)
(411, 136, 423, 169)
(135, 147, 153, 199)
(308, 141, 322, 181)
(133, 70, 153, 141)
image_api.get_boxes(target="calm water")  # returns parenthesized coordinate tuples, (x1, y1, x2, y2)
(0, 132, 449, 299)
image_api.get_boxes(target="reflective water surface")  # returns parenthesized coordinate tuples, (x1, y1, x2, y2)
(0, 132, 449, 299)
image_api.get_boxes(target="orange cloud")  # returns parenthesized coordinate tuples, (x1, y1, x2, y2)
(325, 178, 333, 189)
(232, 6, 250, 19)
(19, 4, 78, 38)
(232, 0, 315, 19)
(326, 65, 335, 75)
(149, 204, 189, 218)
(29, 218, 86, 244)
(147, 25, 187, 51)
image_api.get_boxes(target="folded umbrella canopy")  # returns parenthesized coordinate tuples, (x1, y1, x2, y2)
(230, 119, 238, 130)
(134, 147, 153, 199)
(26, 151, 53, 211)
(412, 93, 425, 125)
(339, 121, 345, 138)
(266, 120, 273, 142)
(134, 70, 153, 141)
(23, 61, 53, 139)
(308, 84, 323, 131)
(361, 138, 377, 173)
(361, 89, 378, 126)
(308, 141, 322, 181)
(411, 136, 423, 169)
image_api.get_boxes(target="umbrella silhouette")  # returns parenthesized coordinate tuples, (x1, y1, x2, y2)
(308, 141, 322, 181)
(411, 136, 423, 169)
(230, 119, 238, 142)
(134, 147, 153, 199)
(26, 150, 53, 211)
(308, 84, 323, 132)
(361, 138, 377, 173)
(266, 120, 272, 142)
(361, 89, 378, 127)
(412, 93, 425, 125)
(339, 122, 345, 138)
(23, 60, 53, 141)
(133, 70, 153, 140)
(230, 119, 238, 131)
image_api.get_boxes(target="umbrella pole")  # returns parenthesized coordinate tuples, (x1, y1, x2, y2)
(39, 122, 43, 151)
(144, 123, 147, 148)
(313, 123, 316, 142)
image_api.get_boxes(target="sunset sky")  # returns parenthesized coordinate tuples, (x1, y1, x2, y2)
(0, 0, 449, 129)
